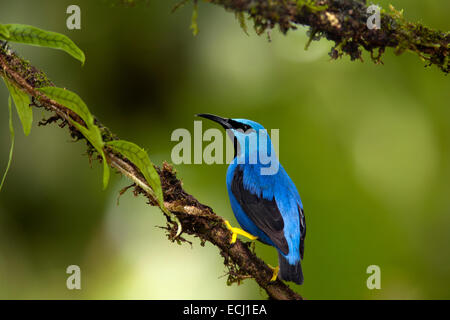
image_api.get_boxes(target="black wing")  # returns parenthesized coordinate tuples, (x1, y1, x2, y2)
(231, 168, 289, 255)
(299, 205, 306, 260)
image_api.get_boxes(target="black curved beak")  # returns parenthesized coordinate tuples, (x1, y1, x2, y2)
(196, 113, 232, 130)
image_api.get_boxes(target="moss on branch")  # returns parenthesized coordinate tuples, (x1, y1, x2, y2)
(200, 0, 449, 73)
(111, 0, 449, 72)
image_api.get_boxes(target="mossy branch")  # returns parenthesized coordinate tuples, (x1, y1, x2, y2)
(197, 0, 448, 73)
(0, 47, 302, 300)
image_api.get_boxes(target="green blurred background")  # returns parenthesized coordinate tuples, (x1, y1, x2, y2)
(0, 0, 449, 299)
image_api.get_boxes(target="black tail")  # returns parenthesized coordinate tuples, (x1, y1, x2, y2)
(278, 253, 304, 285)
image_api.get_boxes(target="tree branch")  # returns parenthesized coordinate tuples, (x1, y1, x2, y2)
(198, 0, 448, 73)
(0, 47, 302, 300)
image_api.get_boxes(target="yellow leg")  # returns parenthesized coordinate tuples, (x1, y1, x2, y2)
(268, 264, 280, 282)
(224, 220, 258, 244)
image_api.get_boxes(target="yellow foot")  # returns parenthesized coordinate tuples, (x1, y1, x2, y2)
(268, 264, 280, 282)
(224, 220, 258, 244)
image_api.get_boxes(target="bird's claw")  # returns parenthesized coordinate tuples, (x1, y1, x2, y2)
(224, 220, 258, 244)
(268, 264, 280, 282)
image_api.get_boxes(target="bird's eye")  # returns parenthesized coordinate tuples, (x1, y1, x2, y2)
(240, 124, 251, 131)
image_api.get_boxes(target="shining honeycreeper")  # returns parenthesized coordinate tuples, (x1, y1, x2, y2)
(197, 114, 306, 285)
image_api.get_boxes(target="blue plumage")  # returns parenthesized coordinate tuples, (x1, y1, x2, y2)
(197, 114, 306, 284)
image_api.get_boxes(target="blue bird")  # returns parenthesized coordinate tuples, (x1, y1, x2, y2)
(197, 114, 306, 284)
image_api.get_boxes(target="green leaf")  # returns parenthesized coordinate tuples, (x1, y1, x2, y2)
(106, 141, 181, 236)
(37, 87, 94, 128)
(190, 1, 199, 36)
(38, 86, 108, 189)
(0, 24, 85, 64)
(0, 96, 15, 191)
(3, 79, 32, 136)
(106, 140, 164, 204)
(72, 122, 109, 190)
(0, 25, 10, 38)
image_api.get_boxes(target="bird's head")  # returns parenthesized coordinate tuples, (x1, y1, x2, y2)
(196, 113, 275, 163)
